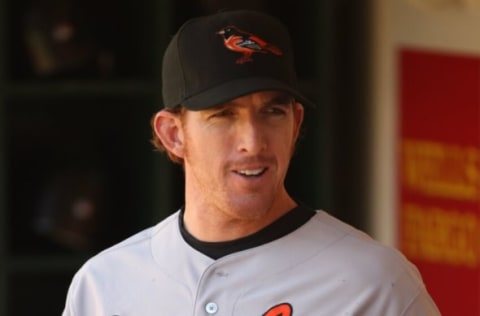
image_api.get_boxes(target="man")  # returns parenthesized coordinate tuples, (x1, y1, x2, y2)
(62, 10, 440, 315)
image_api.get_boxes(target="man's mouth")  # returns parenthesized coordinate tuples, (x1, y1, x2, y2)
(235, 168, 267, 177)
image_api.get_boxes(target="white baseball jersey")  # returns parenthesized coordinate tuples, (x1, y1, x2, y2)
(62, 210, 440, 315)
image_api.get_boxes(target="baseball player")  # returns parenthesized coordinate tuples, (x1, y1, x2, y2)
(62, 10, 440, 315)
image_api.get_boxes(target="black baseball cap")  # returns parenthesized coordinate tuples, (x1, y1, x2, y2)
(161, 10, 315, 110)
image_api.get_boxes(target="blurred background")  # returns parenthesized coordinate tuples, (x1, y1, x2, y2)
(0, 0, 479, 314)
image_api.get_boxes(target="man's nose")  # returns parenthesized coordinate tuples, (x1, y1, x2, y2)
(236, 116, 267, 154)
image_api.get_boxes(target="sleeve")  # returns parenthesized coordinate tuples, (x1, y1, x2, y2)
(61, 262, 100, 316)
(61, 273, 80, 316)
(401, 290, 442, 316)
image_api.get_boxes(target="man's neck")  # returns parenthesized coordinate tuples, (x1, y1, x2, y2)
(182, 194, 297, 242)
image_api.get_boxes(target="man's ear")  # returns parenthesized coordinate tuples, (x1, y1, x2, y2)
(153, 110, 185, 159)
(293, 102, 304, 141)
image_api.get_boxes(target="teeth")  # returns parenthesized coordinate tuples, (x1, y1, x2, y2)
(237, 168, 264, 176)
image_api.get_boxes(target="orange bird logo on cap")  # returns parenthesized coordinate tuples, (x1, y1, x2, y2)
(263, 303, 293, 316)
(216, 25, 283, 64)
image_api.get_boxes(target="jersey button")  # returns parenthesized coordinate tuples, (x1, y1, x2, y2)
(205, 302, 218, 314)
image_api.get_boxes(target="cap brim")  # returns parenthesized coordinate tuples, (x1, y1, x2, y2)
(182, 77, 316, 110)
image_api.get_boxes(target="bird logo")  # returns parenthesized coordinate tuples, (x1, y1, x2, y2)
(263, 303, 293, 316)
(216, 25, 283, 64)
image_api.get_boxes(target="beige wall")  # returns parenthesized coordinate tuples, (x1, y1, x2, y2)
(370, 0, 480, 246)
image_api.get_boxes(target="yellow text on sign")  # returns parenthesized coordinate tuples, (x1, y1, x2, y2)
(402, 203, 479, 268)
(402, 139, 480, 201)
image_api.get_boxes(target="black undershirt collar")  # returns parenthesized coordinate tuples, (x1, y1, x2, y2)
(179, 203, 315, 260)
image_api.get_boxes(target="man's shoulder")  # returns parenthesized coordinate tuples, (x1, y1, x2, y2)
(76, 211, 180, 276)
(309, 210, 392, 251)
(308, 211, 419, 277)
(302, 212, 431, 305)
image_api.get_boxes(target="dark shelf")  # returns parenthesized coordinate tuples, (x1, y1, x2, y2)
(7, 254, 89, 273)
(5, 80, 158, 98)
(5, 96, 160, 256)
(8, 270, 76, 316)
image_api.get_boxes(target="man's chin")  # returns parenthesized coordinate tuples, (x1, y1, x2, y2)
(224, 194, 275, 218)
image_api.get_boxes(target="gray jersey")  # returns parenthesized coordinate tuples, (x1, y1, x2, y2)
(62, 211, 440, 315)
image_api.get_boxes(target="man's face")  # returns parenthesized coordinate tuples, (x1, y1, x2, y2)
(179, 91, 304, 220)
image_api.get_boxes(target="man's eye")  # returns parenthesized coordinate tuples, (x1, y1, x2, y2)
(211, 109, 234, 118)
(265, 106, 287, 115)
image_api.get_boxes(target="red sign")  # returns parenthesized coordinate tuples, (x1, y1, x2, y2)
(398, 48, 480, 315)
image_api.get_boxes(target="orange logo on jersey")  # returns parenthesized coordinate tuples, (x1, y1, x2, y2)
(216, 25, 283, 64)
(263, 303, 293, 316)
